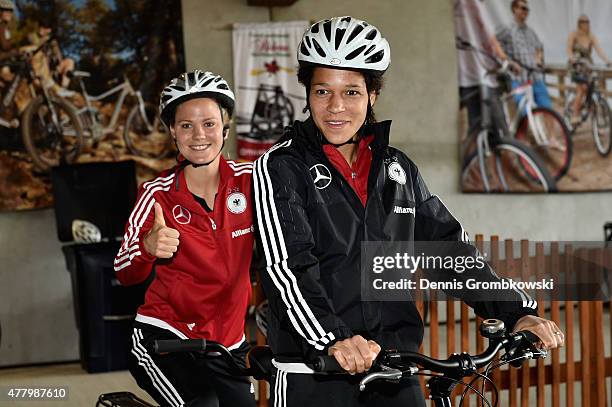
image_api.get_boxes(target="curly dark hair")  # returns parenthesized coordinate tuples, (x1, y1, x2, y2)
(297, 64, 384, 124)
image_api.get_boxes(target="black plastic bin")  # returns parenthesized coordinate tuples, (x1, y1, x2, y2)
(62, 242, 150, 373)
(51, 161, 149, 373)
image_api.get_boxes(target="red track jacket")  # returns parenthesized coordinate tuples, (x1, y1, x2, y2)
(114, 157, 253, 349)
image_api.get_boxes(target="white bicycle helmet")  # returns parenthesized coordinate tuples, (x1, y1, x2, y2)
(72, 219, 102, 244)
(159, 70, 235, 127)
(298, 16, 390, 73)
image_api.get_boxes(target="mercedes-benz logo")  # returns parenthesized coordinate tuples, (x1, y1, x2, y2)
(172, 205, 191, 225)
(310, 164, 332, 189)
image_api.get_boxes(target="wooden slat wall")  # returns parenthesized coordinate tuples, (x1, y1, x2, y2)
(536, 242, 545, 407)
(249, 236, 612, 407)
(416, 237, 611, 407)
(506, 238, 518, 407)
(550, 242, 561, 407)
(565, 245, 575, 407)
(520, 240, 531, 407)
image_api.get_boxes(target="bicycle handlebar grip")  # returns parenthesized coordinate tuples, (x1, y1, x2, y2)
(519, 330, 541, 345)
(312, 355, 345, 373)
(153, 339, 207, 354)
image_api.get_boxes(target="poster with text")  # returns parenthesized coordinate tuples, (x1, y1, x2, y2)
(232, 21, 309, 161)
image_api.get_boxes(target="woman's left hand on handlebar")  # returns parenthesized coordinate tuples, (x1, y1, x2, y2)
(512, 315, 564, 350)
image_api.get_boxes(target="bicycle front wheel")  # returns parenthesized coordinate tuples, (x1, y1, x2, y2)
(514, 107, 572, 180)
(462, 138, 556, 193)
(124, 102, 171, 158)
(591, 94, 612, 156)
(22, 95, 84, 171)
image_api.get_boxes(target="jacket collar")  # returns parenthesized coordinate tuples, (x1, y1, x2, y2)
(291, 116, 392, 154)
(170, 156, 232, 215)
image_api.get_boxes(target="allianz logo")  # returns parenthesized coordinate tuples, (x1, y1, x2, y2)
(393, 205, 415, 215)
(232, 225, 254, 239)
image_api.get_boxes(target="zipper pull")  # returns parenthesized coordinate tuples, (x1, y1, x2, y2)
(210, 218, 217, 230)
(351, 171, 357, 179)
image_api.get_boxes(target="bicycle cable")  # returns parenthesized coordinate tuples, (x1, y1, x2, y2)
(409, 371, 493, 407)
(458, 370, 497, 407)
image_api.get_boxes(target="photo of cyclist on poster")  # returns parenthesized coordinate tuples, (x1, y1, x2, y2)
(454, 0, 612, 193)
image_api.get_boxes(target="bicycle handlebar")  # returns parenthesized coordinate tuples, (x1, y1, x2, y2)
(313, 328, 545, 375)
(149, 319, 546, 397)
(455, 35, 546, 77)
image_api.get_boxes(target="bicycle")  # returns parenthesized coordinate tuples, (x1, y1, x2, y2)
(67, 70, 169, 159)
(503, 64, 572, 180)
(456, 38, 557, 192)
(0, 40, 84, 171)
(563, 59, 612, 156)
(236, 84, 304, 140)
(96, 318, 544, 407)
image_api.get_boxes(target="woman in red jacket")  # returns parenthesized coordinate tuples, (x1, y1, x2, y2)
(114, 70, 255, 407)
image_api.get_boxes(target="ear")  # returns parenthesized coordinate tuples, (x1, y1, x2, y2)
(223, 126, 230, 139)
(169, 125, 176, 140)
(369, 91, 377, 107)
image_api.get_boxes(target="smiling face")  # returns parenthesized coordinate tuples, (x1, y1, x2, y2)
(308, 67, 376, 146)
(170, 97, 226, 166)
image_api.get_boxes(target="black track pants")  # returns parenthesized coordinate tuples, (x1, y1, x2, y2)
(269, 366, 426, 407)
(129, 323, 256, 407)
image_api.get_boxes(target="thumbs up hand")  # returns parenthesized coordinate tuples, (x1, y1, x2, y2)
(143, 202, 180, 258)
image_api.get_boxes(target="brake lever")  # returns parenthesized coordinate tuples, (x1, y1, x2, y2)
(504, 331, 548, 367)
(358, 367, 404, 391)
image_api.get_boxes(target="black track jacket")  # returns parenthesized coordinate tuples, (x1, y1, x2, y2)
(253, 118, 537, 358)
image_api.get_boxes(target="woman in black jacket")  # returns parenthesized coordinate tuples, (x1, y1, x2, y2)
(253, 16, 564, 407)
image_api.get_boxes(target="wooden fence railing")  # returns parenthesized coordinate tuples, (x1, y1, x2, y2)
(248, 235, 612, 406)
(545, 63, 612, 105)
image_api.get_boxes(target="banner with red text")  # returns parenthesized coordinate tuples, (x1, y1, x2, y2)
(232, 21, 308, 161)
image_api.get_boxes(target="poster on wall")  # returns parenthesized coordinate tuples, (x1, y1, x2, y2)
(232, 21, 309, 161)
(454, 0, 612, 193)
(0, 0, 184, 211)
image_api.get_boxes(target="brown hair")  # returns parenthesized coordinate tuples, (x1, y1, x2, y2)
(511, 0, 527, 11)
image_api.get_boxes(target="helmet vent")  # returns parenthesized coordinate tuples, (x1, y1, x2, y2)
(300, 42, 310, 56)
(365, 29, 378, 41)
(217, 84, 229, 90)
(346, 24, 364, 44)
(202, 77, 214, 88)
(335, 28, 346, 50)
(312, 38, 326, 58)
(345, 45, 366, 61)
(187, 72, 196, 85)
(365, 50, 385, 64)
(364, 44, 376, 55)
(311, 23, 320, 34)
(323, 20, 332, 42)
